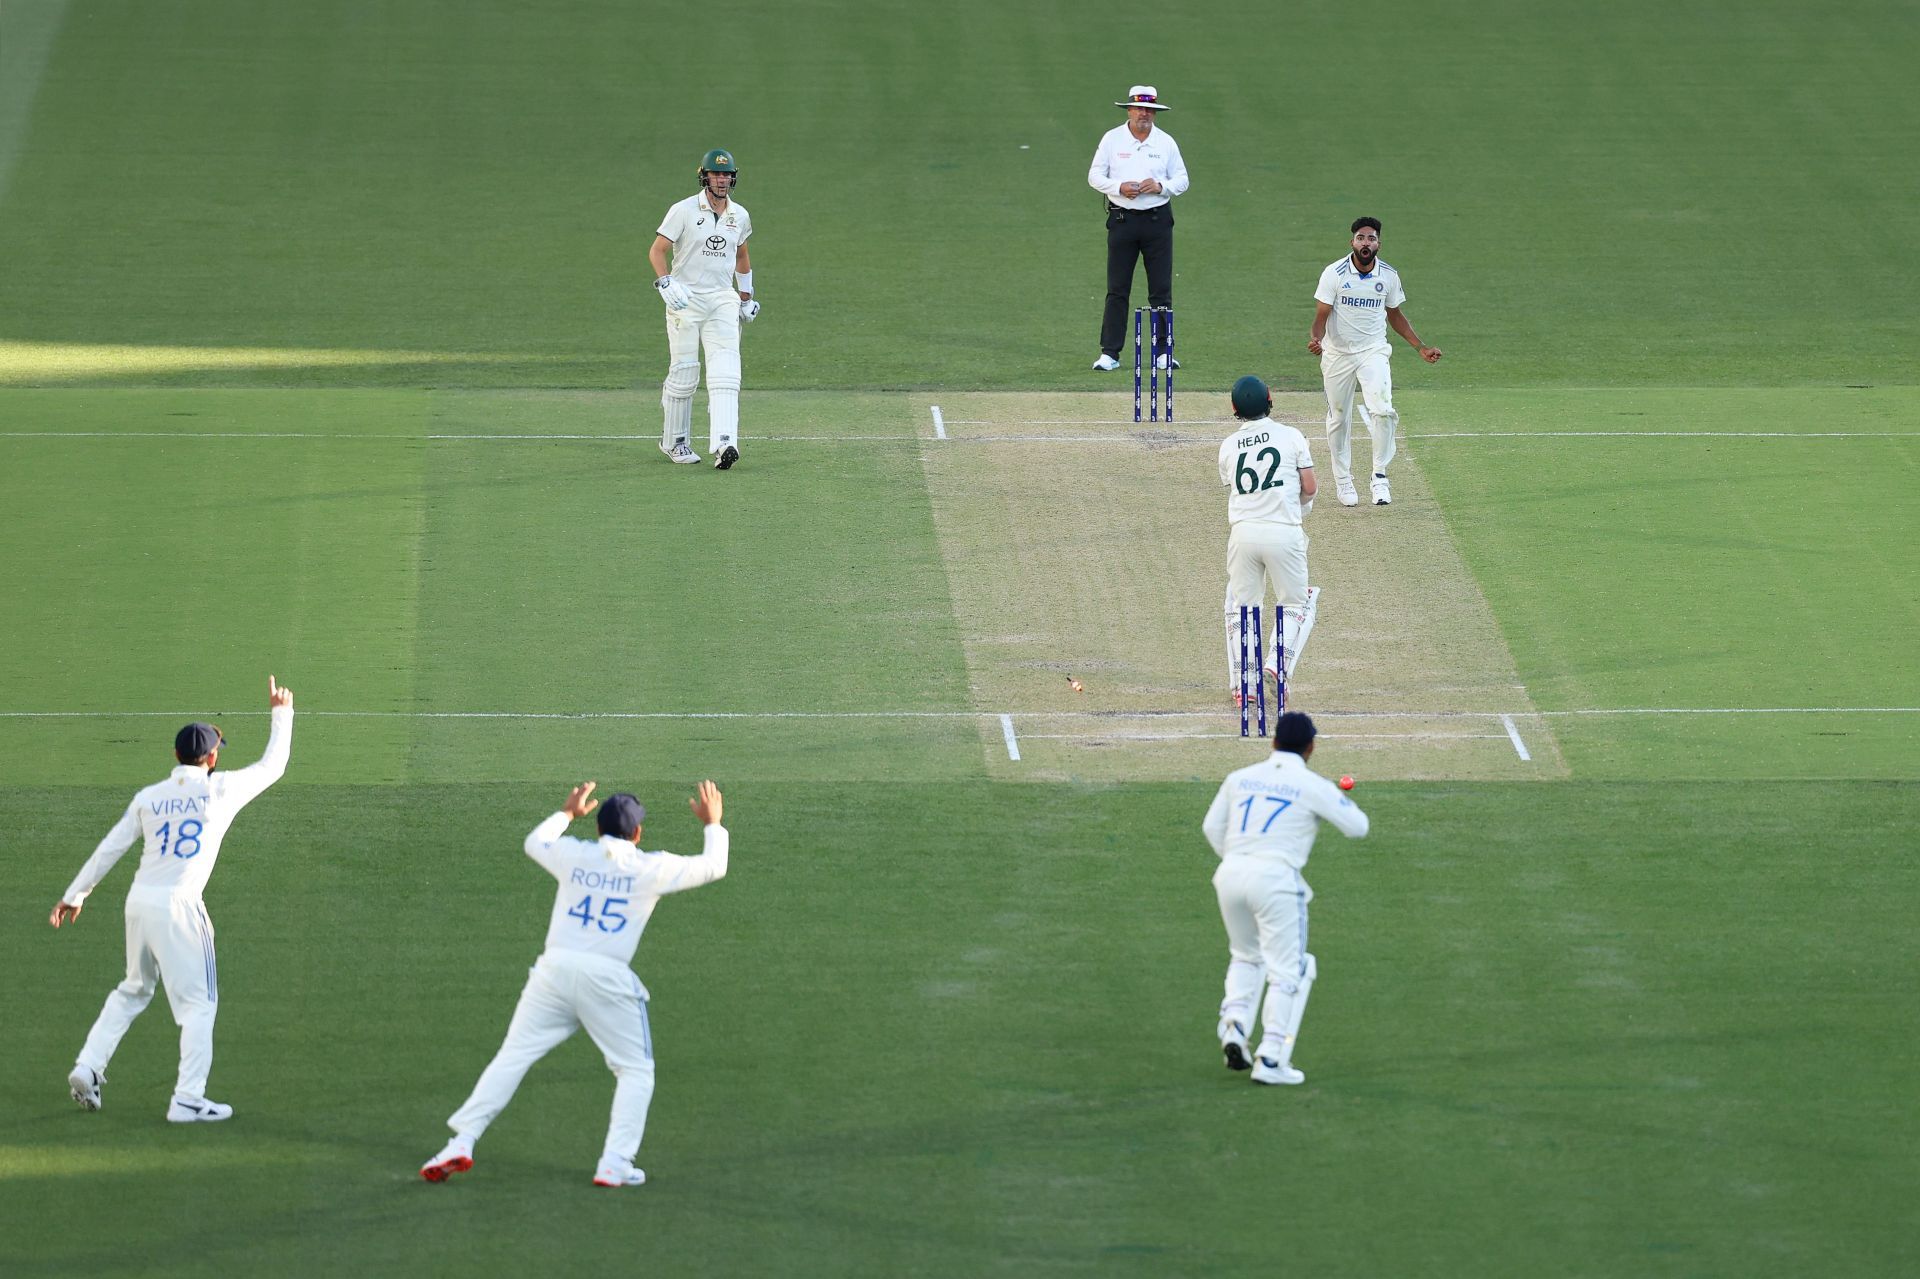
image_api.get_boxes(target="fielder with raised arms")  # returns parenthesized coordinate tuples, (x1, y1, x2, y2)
(1203, 712, 1368, 1086)
(50, 676, 294, 1123)
(421, 779, 729, 1189)
(650, 148, 756, 470)
(1307, 216, 1443, 506)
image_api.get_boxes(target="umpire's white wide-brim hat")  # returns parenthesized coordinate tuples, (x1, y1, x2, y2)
(1116, 85, 1170, 109)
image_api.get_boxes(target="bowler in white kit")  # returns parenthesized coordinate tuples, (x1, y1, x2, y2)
(1202, 712, 1368, 1085)
(421, 779, 729, 1189)
(50, 676, 294, 1122)
(1307, 217, 1443, 506)
(650, 148, 756, 470)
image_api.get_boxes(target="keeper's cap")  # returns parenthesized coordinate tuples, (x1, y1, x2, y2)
(1273, 712, 1317, 754)
(174, 722, 225, 761)
(1230, 375, 1272, 420)
(597, 793, 646, 840)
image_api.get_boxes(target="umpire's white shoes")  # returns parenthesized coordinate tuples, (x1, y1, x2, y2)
(660, 439, 701, 464)
(1220, 1022, 1253, 1072)
(68, 1065, 103, 1111)
(1251, 1056, 1306, 1086)
(420, 1139, 475, 1183)
(592, 1158, 647, 1188)
(1371, 473, 1391, 505)
(1335, 480, 1359, 506)
(714, 444, 740, 471)
(1091, 353, 1121, 371)
(166, 1094, 233, 1123)
(1153, 353, 1181, 371)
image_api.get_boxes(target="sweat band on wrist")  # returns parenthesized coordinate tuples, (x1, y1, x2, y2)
(735, 270, 754, 296)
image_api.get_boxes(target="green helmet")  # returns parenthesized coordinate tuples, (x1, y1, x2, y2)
(1230, 375, 1272, 420)
(697, 148, 739, 189)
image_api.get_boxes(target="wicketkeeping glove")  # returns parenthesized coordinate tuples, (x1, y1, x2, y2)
(655, 275, 692, 311)
(739, 298, 761, 323)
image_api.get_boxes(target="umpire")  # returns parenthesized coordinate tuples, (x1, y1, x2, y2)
(1088, 85, 1189, 372)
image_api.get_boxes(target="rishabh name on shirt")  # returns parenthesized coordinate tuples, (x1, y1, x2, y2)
(1088, 122, 1188, 210)
(1204, 751, 1368, 872)
(1314, 256, 1406, 355)
(655, 191, 752, 293)
(1219, 417, 1314, 525)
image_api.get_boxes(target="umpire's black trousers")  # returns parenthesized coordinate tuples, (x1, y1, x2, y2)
(1100, 203, 1174, 358)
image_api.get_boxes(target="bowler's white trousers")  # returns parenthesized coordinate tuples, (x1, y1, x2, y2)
(660, 289, 742, 454)
(1213, 856, 1316, 1064)
(448, 950, 657, 1164)
(77, 886, 220, 1098)
(1321, 345, 1398, 487)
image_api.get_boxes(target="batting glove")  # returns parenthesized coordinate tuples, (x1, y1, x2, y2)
(655, 275, 692, 311)
(739, 298, 761, 323)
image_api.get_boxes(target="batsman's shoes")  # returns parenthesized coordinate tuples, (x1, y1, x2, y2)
(1091, 353, 1121, 371)
(1371, 474, 1391, 505)
(1251, 1057, 1306, 1086)
(1220, 1022, 1252, 1072)
(1153, 353, 1181, 371)
(714, 444, 740, 471)
(659, 440, 701, 464)
(592, 1159, 647, 1188)
(420, 1140, 475, 1183)
(166, 1095, 233, 1123)
(1335, 480, 1359, 506)
(68, 1065, 103, 1111)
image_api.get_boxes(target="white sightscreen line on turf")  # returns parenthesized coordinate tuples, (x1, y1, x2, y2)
(930, 405, 947, 439)
(1500, 714, 1532, 761)
(999, 714, 1020, 760)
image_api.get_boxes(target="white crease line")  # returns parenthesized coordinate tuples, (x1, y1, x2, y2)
(1021, 732, 1511, 742)
(1000, 713, 1020, 760)
(1, 706, 1912, 721)
(1500, 714, 1533, 761)
(930, 405, 946, 440)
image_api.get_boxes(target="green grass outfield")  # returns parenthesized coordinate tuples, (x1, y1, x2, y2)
(2, 1, 1917, 1275)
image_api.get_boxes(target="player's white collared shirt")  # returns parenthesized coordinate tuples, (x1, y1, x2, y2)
(525, 813, 729, 968)
(1314, 256, 1406, 355)
(655, 192, 751, 294)
(1219, 417, 1314, 525)
(1202, 750, 1369, 872)
(1087, 123, 1189, 209)
(61, 705, 293, 906)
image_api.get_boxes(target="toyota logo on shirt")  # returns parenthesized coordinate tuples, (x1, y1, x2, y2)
(703, 235, 728, 254)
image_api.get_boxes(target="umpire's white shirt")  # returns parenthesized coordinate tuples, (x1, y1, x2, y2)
(656, 192, 752, 294)
(1087, 123, 1189, 209)
(1314, 256, 1406, 355)
(61, 705, 293, 907)
(1220, 417, 1315, 526)
(1203, 750, 1369, 875)
(525, 813, 728, 986)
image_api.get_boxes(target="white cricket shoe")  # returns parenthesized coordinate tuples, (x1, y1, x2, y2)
(659, 440, 701, 464)
(1153, 353, 1181, 370)
(166, 1094, 233, 1123)
(1335, 480, 1359, 506)
(69, 1065, 103, 1111)
(592, 1158, 647, 1188)
(420, 1139, 475, 1183)
(1371, 474, 1391, 505)
(1250, 1056, 1305, 1086)
(1219, 1022, 1252, 1072)
(1091, 353, 1121, 371)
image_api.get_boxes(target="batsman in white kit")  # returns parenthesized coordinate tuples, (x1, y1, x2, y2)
(1219, 375, 1318, 711)
(1307, 216, 1443, 507)
(50, 676, 294, 1122)
(421, 779, 729, 1188)
(650, 148, 756, 471)
(1203, 712, 1368, 1085)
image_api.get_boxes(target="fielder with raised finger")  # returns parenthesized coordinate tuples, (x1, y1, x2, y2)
(649, 149, 756, 471)
(50, 676, 294, 1123)
(420, 779, 730, 1189)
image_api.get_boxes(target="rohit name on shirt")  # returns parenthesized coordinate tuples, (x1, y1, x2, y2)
(570, 866, 639, 894)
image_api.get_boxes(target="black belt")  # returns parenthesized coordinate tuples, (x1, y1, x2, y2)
(1106, 202, 1169, 216)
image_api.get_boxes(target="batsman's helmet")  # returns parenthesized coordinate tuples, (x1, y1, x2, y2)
(697, 148, 739, 189)
(1230, 375, 1272, 420)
